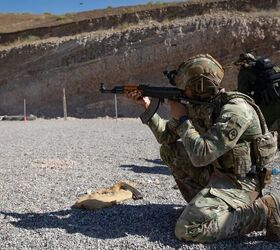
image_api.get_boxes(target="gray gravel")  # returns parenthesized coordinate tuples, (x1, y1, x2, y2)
(0, 118, 279, 250)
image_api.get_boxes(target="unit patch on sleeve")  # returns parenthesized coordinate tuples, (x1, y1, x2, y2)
(228, 129, 238, 141)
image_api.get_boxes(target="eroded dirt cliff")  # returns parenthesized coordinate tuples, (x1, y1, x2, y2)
(0, 0, 279, 118)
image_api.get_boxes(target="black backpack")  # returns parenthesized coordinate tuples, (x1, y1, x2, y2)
(252, 57, 280, 105)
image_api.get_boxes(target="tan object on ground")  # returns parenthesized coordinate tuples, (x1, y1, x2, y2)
(74, 181, 143, 210)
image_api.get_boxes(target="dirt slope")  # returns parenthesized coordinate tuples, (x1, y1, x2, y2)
(0, 0, 279, 118)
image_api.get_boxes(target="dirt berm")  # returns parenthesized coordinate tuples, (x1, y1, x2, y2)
(0, 0, 279, 118)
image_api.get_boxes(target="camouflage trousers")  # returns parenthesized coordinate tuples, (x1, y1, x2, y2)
(160, 141, 268, 243)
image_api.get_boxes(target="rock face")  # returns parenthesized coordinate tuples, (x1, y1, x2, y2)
(0, 0, 279, 118)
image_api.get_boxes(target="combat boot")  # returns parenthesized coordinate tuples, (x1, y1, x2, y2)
(261, 193, 280, 241)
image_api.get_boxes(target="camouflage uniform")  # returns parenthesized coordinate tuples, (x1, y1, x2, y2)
(145, 55, 278, 243)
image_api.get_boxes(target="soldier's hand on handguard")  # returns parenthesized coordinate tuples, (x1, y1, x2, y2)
(126, 90, 151, 110)
(169, 100, 187, 121)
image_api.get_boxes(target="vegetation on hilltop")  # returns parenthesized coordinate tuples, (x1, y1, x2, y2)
(0, 1, 182, 33)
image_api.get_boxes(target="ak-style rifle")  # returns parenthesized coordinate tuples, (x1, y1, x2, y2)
(99, 82, 210, 123)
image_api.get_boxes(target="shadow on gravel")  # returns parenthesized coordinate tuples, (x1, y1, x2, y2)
(120, 164, 170, 175)
(120, 158, 170, 175)
(1, 204, 182, 247)
(1, 204, 277, 249)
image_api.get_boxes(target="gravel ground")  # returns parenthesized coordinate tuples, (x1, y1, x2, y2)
(0, 118, 279, 250)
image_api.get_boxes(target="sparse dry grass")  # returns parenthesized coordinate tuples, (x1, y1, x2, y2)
(0, 1, 179, 33)
(0, 0, 278, 50)
(0, 8, 279, 50)
(0, 13, 76, 33)
(0, 1, 278, 34)
(0, 35, 43, 49)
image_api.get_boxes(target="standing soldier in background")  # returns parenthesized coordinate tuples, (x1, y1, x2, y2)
(126, 54, 280, 243)
(234, 52, 280, 146)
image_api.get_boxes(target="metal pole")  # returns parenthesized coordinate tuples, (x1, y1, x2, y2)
(114, 94, 118, 121)
(23, 99, 27, 121)
(63, 88, 67, 120)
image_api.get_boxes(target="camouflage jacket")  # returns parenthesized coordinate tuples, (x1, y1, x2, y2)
(147, 91, 263, 174)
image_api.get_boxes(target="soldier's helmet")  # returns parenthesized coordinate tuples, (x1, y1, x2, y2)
(234, 52, 256, 65)
(175, 54, 224, 100)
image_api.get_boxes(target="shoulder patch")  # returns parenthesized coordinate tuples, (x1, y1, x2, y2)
(228, 129, 238, 141)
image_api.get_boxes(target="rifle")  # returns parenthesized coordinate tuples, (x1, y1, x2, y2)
(99, 82, 211, 124)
